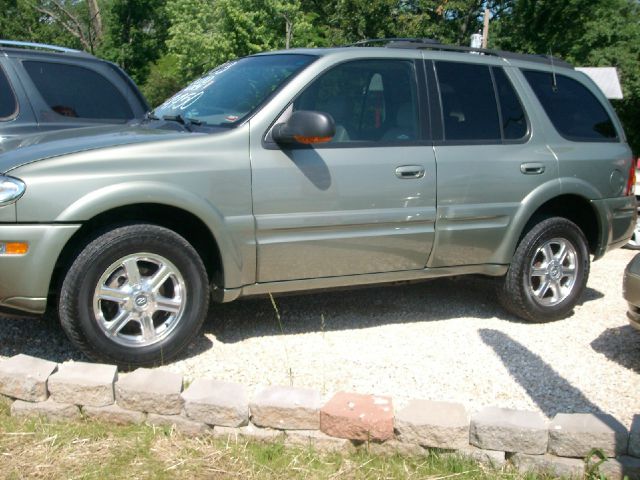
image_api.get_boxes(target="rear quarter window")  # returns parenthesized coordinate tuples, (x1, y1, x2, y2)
(0, 65, 17, 120)
(523, 70, 618, 142)
(23, 60, 133, 121)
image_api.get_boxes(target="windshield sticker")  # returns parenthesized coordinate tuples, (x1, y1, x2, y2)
(156, 61, 237, 111)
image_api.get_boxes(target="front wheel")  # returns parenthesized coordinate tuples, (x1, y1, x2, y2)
(59, 224, 209, 367)
(498, 217, 589, 322)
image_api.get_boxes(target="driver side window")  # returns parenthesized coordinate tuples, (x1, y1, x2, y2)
(293, 59, 420, 144)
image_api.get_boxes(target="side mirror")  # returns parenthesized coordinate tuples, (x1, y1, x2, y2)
(272, 110, 335, 145)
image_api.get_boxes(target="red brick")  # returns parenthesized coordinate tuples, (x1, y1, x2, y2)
(320, 392, 394, 441)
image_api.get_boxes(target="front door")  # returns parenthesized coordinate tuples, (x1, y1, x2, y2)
(251, 58, 437, 282)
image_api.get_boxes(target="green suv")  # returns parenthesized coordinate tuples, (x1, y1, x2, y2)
(0, 40, 635, 366)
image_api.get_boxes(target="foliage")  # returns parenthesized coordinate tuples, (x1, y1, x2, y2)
(140, 53, 182, 108)
(98, 0, 170, 85)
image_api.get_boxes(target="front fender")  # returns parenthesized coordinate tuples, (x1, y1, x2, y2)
(53, 181, 253, 289)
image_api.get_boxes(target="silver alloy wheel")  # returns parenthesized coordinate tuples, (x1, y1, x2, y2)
(528, 237, 578, 306)
(92, 253, 187, 347)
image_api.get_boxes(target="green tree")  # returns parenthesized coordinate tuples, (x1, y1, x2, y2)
(165, 0, 317, 83)
(98, 0, 169, 85)
(0, 0, 80, 48)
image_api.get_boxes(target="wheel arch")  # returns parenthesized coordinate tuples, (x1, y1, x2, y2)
(48, 202, 234, 310)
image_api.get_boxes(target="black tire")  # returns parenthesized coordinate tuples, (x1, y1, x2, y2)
(59, 224, 209, 368)
(498, 217, 589, 322)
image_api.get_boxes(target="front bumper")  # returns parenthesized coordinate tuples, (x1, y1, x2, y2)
(623, 253, 640, 330)
(0, 224, 80, 314)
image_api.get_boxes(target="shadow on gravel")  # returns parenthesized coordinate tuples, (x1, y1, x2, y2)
(0, 315, 214, 366)
(590, 325, 640, 374)
(203, 277, 506, 345)
(478, 328, 605, 417)
(201, 276, 604, 345)
(0, 317, 86, 363)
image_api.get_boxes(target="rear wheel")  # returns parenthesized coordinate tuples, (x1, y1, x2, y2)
(59, 224, 209, 367)
(498, 217, 589, 322)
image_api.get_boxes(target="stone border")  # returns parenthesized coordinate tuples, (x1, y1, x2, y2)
(1, 354, 639, 479)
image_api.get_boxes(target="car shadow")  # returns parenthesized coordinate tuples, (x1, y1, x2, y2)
(590, 325, 640, 374)
(478, 328, 604, 417)
(479, 328, 632, 475)
(0, 278, 605, 364)
(200, 277, 604, 345)
(0, 315, 214, 366)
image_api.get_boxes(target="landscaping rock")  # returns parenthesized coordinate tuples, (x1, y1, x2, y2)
(214, 423, 285, 442)
(182, 378, 248, 427)
(285, 429, 355, 453)
(11, 398, 80, 422)
(48, 362, 117, 407)
(511, 453, 585, 478)
(250, 386, 322, 430)
(0, 354, 57, 402)
(116, 369, 183, 415)
(469, 406, 547, 454)
(320, 391, 394, 441)
(599, 456, 640, 480)
(146, 413, 211, 436)
(548, 413, 628, 458)
(454, 446, 507, 468)
(395, 399, 469, 449)
(629, 415, 640, 458)
(82, 404, 146, 425)
(365, 440, 426, 457)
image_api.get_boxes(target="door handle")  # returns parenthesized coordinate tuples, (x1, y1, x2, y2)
(395, 165, 425, 179)
(520, 162, 546, 175)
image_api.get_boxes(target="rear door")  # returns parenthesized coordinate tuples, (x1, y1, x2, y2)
(251, 58, 438, 282)
(427, 59, 558, 267)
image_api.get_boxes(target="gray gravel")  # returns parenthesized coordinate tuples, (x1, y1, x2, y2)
(1, 248, 639, 426)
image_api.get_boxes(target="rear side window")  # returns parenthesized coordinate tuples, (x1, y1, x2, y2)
(493, 68, 528, 140)
(0, 66, 17, 120)
(23, 61, 133, 121)
(436, 62, 502, 142)
(523, 70, 617, 141)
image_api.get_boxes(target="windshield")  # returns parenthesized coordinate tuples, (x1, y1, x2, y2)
(153, 54, 316, 127)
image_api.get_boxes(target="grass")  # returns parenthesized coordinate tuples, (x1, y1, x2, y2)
(0, 396, 567, 480)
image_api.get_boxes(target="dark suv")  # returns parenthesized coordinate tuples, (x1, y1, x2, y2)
(0, 40, 148, 142)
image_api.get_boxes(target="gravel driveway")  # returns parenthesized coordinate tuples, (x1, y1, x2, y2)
(1, 248, 639, 426)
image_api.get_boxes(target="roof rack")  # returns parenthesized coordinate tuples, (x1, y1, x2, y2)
(346, 38, 573, 69)
(0, 39, 88, 55)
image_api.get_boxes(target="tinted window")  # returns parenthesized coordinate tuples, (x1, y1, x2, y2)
(523, 70, 617, 141)
(23, 61, 133, 121)
(493, 67, 527, 140)
(436, 62, 500, 142)
(0, 66, 17, 119)
(293, 60, 420, 143)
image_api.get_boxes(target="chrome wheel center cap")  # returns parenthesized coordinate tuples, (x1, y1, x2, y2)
(133, 293, 149, 310)
(548, 261, 562, 281)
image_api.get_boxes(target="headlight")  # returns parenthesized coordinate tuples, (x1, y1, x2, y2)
(0, 176, 26, 206)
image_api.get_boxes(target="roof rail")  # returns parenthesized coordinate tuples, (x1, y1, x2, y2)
(347, 38, 442, 47)
(345, 38, 573, 69)
(0, 39, 88, 55)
